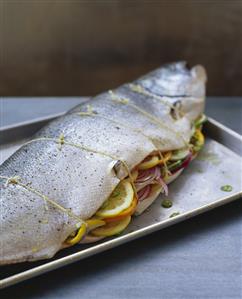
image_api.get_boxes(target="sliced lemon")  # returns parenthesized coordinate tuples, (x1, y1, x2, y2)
(104, 196, 137, 223)
(95, 180, 134, 218)
(86, 218, 106, 232)
(195, 129, 204, 145)
(65, 219, 105, 246)
(65, 223, 86, 246)
(91, 215, 131, 237)
(192, 129, 205, 152)
(138, 152, 171, 170)
(138, 155, 160, 170)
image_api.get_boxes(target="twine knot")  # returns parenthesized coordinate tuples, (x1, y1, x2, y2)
(78, 104, 97, 116)
(109, 90, 129, 104)
(5, 175, 21, 187)
(58, 133, 65, 150)
(129, 83, 144, 94)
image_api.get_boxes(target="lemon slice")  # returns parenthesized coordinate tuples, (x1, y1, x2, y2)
(96, 181, 134, 218)
(195, 129, 204, 145)
(65, 219, 105, 246)
(138, 155, 160, 170)
(138, 152, 171, 170)
(65, 223, 86, 246)
(91, 216, 131, 237)
(104, 196, 137, 223)
(86, 218, 106, 232)
(192, 129, 205, 152)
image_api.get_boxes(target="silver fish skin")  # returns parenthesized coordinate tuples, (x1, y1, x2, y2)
(0, 62, 206, 264)
(71, 61, 206, 150)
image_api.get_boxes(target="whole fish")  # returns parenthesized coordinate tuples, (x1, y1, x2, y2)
(0, 62, 206, 264)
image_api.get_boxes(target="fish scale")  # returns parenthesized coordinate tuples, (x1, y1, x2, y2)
(75, 93, 192, 150)
(38, 114, 157, 175)
(0, 62, 206, 264)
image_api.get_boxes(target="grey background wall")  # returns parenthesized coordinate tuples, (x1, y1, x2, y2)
(0, 0, 241, 96)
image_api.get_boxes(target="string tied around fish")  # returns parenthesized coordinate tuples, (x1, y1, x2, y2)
(108, 90, 189, 148)
(0, 174, 86, 228)
(77, 106, 170, 178)
(0, 130, 139, 205)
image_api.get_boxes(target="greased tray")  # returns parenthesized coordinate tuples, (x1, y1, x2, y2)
(0, 115, 241, 289)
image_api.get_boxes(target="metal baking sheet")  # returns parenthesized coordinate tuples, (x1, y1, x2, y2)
(0, 116, 241, 289)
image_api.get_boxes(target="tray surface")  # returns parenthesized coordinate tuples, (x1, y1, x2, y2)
(0, 116, 241, 289)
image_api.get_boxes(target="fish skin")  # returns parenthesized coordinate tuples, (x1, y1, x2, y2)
(71, 62, 206, 150)
(0, 62, 206, 264)
(136, 61, 206, 98)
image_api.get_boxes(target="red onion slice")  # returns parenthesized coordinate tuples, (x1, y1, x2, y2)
(137, 185, 152, 202)
(136, 168, 155, 182)
(155, 177, 168, 196)
(136, 167, 161, 182)
(135, 181, 152, 192)
(135, 166, 164, 191)
(153, 166, 162, 180)
(135, 164, 168, 198)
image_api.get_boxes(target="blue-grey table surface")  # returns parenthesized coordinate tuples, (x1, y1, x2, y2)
(1, 97, 242, 299)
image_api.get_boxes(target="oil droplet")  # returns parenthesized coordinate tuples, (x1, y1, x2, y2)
(169, 212, 180, 218)
(161, 199, 173, 208)
(220, 185, 233, 192)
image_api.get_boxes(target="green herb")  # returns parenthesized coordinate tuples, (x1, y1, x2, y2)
(161, 199, 173, 208)
(168, 160, 182, 171)
(193, 144, 203, 153)
(112, 190, 121, 198)
(220, 185, 233, 192)
(194, 114, 207, 128)
(169, 212, 180, 218)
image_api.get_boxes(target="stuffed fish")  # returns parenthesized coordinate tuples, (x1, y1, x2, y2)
(0, 62, 207, 264)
